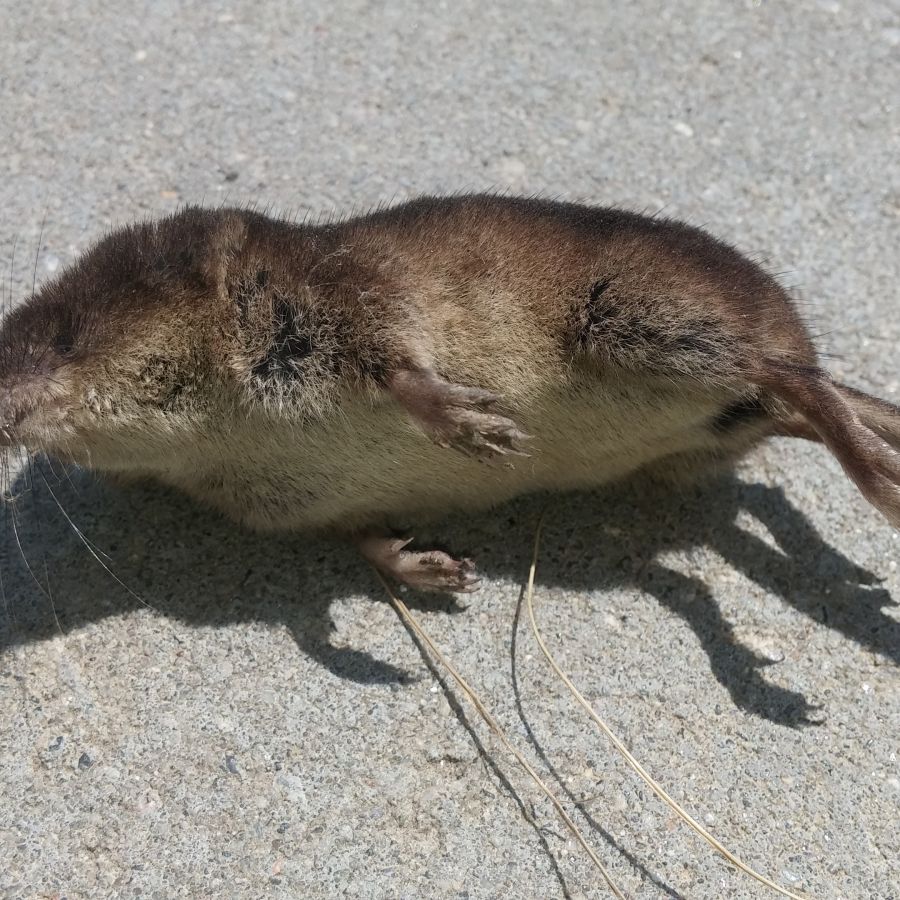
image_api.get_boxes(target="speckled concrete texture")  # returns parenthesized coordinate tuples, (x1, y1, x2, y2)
(1, 1, 898, 898)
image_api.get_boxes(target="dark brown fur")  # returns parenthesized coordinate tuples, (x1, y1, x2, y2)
(1, 194, 896, 591)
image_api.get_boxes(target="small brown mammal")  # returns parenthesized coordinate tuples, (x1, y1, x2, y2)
(2, 194, 899, 592)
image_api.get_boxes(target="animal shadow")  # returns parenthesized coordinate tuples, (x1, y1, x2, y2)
(486, 477, 897, 727)
(0, 462, 896, 726)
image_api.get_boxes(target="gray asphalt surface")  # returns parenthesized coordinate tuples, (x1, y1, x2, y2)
(1, 1, 899, 898)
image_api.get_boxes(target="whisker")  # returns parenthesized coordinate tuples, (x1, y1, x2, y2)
(7, 233, 18, 317)
(37, 454, 69, 492)
(24, 451, 64, 635)
(9, 494, 61, 634)
(0, 451, 10, 624)
(0, 545, 8, 624)
(43, 455, 82, 498)
(29, 339, 55, 375)
(37, 466, 157, 611)
(31, 212, 47, 300)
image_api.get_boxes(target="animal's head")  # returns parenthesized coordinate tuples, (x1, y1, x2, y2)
(0, 208, 244, 473)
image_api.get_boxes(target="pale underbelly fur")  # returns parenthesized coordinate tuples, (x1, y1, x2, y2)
(156, 376, 734, 531)
(163, 381, 737, 532)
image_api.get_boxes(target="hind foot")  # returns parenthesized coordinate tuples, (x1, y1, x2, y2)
(358, 535, 480, 593)
(390, 368, 531, 461)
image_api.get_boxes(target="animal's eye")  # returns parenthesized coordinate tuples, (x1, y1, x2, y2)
(52, 315, 79, 356)
(54, 332, 74, 356)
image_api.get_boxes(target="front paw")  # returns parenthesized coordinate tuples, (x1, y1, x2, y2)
(431, 386, 532, 460)
(390, 369, 531, 461)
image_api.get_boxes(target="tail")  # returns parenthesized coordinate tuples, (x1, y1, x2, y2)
(758, 359, 900, 528)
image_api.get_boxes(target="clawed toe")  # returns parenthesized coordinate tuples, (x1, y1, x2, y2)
(357, 534, 481, 594)
(407, 551, 481, 592)
(438, 400, 532, 461)
(390, 368, 532, 463)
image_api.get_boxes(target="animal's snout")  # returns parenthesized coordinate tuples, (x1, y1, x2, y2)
(0, 380, 33, 446)
(0, 375, 65, 448)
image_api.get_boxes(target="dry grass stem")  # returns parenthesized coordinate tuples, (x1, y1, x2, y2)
(524, 512, 812, 900)
(376, 570, 627, 899)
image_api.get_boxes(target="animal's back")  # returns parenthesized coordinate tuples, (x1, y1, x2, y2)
(324, 194, 816, 397)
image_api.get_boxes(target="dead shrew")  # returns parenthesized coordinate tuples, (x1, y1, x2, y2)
(2, 194, 898, 592)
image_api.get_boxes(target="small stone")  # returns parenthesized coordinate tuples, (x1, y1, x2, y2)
(275, 773, 306, 802)
(78, 752, 94, 770)
(225, 754, 238, 774)
(496, 155, 527, 181)
(673, 121, 694, 137)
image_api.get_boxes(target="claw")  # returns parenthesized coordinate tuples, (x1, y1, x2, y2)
(358, 534, 482, 594)
(390, 369, 532, 463)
